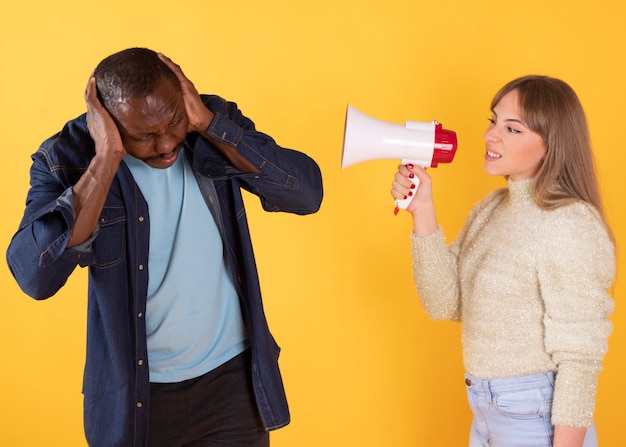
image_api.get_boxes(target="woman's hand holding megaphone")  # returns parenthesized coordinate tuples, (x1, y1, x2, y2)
(392, 164, 439, 237)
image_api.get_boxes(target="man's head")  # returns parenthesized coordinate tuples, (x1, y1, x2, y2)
(94, 48, 180, 115)
(93, 48, 189, 169)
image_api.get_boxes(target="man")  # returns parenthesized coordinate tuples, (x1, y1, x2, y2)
(6, 48, 323, 447)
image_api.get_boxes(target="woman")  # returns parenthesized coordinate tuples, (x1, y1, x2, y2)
(392, 76, 615, 447)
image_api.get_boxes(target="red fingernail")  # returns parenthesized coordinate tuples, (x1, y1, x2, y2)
(410, 184, 416, 189)
(408, 191, 413, 196)
(403, 195, 407, 200)
(409, 173, 414, 179)
(407, 164, 414, 169)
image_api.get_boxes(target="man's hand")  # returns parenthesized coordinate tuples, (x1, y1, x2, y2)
(158, 53, 215, 134)
(84, 76, 126, 163)
(157, 53, 260, 174)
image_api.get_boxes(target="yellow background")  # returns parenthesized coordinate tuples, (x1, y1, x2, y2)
(1, 0, 624, 445)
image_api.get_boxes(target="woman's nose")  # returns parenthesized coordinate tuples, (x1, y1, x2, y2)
(484, 126, 498, 142)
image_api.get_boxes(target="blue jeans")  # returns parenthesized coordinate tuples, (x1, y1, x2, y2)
(465, 372, 598, 447)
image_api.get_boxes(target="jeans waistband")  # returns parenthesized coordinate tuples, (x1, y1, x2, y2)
(464, 371, 556, 395)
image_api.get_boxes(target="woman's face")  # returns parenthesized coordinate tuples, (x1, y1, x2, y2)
(483, 89, 547, 180)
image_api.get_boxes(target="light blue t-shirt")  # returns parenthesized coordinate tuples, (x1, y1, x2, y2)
(124, 149, 247, 383)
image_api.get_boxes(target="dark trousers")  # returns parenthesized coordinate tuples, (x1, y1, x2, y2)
(148, 350, 269, 447)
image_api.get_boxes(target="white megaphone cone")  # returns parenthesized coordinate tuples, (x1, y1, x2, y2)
(341, 104, 458, 210)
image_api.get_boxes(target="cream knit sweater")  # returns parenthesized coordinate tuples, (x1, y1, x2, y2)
(410, 178, 615, 428)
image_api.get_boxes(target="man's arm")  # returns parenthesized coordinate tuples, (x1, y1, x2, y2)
(159, 53, 323, 214)
(6, 77, 127, 299)
(67, 77, 126, 247)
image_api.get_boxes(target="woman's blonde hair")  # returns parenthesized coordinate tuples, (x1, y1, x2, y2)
(491, 75, 611, 233)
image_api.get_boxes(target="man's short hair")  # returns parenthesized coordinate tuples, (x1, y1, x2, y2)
(94, 47, 180, 114)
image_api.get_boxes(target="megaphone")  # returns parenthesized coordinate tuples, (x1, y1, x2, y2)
(342, 104, 458, 210)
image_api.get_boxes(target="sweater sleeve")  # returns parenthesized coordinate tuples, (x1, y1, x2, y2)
(538, 202, 615, 427)
(410, 228, 462, 321)
(409, 189, 506, 322)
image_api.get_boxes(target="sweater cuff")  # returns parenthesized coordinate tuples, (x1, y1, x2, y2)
(551, 364, 600, 428)
(410, 227, 445, 256)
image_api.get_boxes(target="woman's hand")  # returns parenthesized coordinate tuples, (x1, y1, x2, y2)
(391, 164, 438, 236)
(553, 425, 587, 447)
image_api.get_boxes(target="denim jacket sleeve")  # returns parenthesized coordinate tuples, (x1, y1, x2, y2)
(6, 119, 98, 300)
(192, 95, 323, 215)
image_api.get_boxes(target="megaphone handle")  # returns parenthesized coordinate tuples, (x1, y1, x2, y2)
(394, 158, 427, 213)
(394, 174, 420, 212)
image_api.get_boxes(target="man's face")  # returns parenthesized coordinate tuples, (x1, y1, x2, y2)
(112, 78, 189, 169)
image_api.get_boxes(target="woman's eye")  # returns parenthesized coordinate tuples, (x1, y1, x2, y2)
(487, 118, 495, 124)
(507, 127, 521, 134)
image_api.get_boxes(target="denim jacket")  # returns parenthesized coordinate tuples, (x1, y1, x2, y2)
(6, 95, 323, 447)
